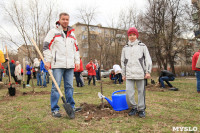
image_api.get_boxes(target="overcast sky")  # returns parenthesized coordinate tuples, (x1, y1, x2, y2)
(0, 0, 193, 51)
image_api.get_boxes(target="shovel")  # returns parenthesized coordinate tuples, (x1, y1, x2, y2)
(31, 39, 75, 119)
(5, 45, 16, 96)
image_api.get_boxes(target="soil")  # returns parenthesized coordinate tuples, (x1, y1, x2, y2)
(0, 84, 50, 103)
(79, 103, 131, 122)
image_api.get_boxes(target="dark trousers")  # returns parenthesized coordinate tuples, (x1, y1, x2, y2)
(88, 75, 95, 85)
(115, 73, 122, 84)
(96, 70, 100, 80)
(74, 72, 83, 87)
(27, 75, 31, 84)
(0, 70, 3, 81)
(159, 76, 175, 88)
(9, 75, 18, 83)
(46, 72, 49, 83)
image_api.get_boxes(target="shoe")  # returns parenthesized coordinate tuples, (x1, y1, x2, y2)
(52, 110, 61, 118)
(128, 108, 138, 116)
(26, 84, 31, 87)
(73, 107, 82, 112)
(138, 111, 146, 118)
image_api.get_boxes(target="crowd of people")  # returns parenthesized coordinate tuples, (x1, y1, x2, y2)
(1, 12, 199, 120)
(0, 57, 50, 88)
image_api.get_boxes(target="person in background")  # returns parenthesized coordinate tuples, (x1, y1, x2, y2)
(40, 59, 48, 88)
(159, 69, 175, 88)
(74, 57, 84, 87)
(15, 61, 22, 84)
(95, 59, 100, 81)
(6, 60, 18, 84)
(32, 68, 36, 79)
(34, 58, 42, 86)
(113, 63, 122, 84)
(86, 59, 96, 86)
(26, 62, 32, 87)
(0, 64, 4, 81)
(0, 50, 8, 64)
(109, 70, 116, 83)
(192, 49, 200, 94)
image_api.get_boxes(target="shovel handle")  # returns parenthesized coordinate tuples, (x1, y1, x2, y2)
(31, 39, 63, 97)
(5, 45, 12, 84)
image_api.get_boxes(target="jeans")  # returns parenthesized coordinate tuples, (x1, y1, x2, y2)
(46, 72, 49, 83)
(195, 71, 200, 92)
(74, 72, 83, 87)
(88, 75, 95, 85)
(96, 70, 100, 80)
(37, 73, 42, 86)
(159, 76, 175, 88)
(51, 68, 75, 112)
(42, 72, 47, 87)
(115, 73, 122, 84)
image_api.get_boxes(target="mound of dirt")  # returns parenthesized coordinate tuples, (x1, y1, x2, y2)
(79, 103, 130, 122)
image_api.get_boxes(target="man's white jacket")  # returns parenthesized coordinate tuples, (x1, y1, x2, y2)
(43, 22, 80, 69)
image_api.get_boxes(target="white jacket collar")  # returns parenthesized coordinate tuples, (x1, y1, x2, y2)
(128, 39, 139, 46)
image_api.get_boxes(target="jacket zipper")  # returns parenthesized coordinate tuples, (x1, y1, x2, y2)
(54, 51, 57, 65)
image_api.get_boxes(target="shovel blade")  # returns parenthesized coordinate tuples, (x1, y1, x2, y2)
(23, 83, 26, 88)
(63, 103, 75, 119)
(8, 87, 16, 96)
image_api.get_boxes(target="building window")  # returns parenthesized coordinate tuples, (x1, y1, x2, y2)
(82, 26, 87, 31)
(83, 52, 88, 57)
(82, 35, 87, 40)
(89, 26, 97, 31)
(90, 34, 96, 40)
(82, 43, 88, 48)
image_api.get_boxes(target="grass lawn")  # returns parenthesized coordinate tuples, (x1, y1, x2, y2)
(0, 76, 199, 133)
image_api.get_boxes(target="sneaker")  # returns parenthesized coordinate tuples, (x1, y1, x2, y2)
(26, 84, 31, 87)
(73, 107, 82, 112)
(52, 111, 61, 118)
(128, 108, 138, 116)
(138, 111, 145, 118)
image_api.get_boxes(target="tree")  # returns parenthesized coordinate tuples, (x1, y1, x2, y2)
(0, 0, 58, 63)
(141, 0, 192, 74)
(76, 5, 98, 60)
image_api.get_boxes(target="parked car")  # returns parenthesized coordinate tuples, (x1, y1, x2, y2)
(101, 69, 110, 78)
(82, 70, 88, 77)
(82, 69, 110, 78)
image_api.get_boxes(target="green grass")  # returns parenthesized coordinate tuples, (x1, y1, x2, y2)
(0, 76, 199, 132)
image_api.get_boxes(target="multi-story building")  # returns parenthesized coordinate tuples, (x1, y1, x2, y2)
(72, 22, 127, 69)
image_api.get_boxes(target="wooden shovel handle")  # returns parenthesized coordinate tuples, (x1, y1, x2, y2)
(5, 45, 12, 84)
(31, 39, 63, 97)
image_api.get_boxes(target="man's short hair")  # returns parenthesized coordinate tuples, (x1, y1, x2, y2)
(59, 12, 69, 19)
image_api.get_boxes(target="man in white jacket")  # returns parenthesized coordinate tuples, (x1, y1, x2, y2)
(43, 12, 80, 118)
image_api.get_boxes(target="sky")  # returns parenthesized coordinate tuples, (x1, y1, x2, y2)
(0, 0, 194, 51)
